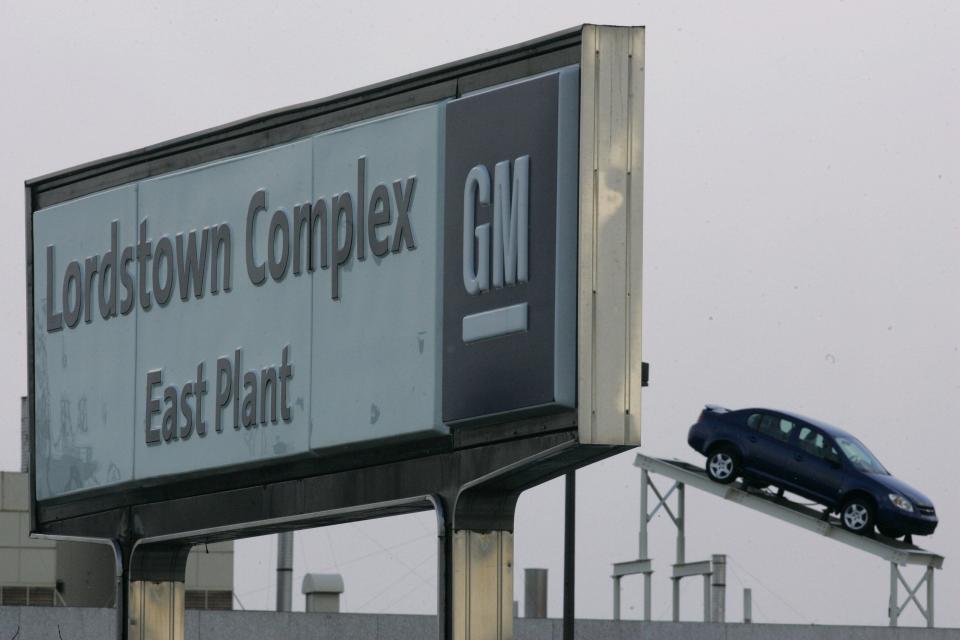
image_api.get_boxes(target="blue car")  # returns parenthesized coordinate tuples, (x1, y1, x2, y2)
(687, 405, 938, 538)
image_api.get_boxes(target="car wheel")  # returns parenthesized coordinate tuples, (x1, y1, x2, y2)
(840, 497, 875, 534)
(706, 447, 740, 484)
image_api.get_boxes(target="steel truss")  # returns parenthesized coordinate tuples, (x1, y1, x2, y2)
(612, 469, 727, 622)
(890, 563, 935, 627)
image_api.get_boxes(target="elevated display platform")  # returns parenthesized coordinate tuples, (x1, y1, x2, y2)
(634, 454, 943, 569)
(612, 454, 944, 628)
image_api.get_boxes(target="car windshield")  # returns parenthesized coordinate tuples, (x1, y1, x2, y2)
(835, 436, 888, 474)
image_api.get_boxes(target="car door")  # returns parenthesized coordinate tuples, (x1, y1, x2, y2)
(741, 412, 801, 486)
(786, 425, 846, 506)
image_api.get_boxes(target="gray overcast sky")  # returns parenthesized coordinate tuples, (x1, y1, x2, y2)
(2, 0, 959, 628)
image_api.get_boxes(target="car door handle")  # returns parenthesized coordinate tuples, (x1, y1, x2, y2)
(794, 454, 803, 461)
(748, 436, 758, 443)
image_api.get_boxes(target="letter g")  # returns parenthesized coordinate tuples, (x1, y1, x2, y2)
(463, 165, 491, 295)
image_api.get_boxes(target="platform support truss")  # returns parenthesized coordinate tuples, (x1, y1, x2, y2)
(612, 470, 723, 622)
(633, 454, 944, 629)
(610, 469, 662, 620)
(889, 563, 934, 628)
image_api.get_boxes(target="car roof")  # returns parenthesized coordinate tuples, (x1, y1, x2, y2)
(738, 407, 855, 440)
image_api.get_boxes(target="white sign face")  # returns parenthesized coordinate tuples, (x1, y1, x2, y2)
(33, 105, 446, 500)
(30, 66, 599, 504)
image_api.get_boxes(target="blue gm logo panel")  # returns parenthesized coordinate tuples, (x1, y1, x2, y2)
(442, 67, 579, 424)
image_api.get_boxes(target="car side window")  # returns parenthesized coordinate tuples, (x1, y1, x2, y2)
(756, 414, 795, 442)
(797, 427, 842, 464)
(826, 445, 841, 465)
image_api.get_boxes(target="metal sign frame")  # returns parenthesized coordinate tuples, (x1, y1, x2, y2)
(25, 21, 646, 541)
(24, 24, 646, 640)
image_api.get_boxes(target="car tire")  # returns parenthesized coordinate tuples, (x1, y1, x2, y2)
(840, 496, 875, 535)
(706, 447, 740, 484)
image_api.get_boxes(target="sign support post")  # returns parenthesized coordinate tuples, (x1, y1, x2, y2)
(563, 472, 576, 640)
(126, 543, 191, 640)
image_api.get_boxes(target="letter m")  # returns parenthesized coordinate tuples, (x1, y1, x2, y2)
(492, 155, 529, 288)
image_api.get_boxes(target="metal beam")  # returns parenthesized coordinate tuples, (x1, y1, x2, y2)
(671, 561, 711, 579)
(563, 472, 575, 640)
(634, 455, 944, 569)
(612, 559, 652, 578)
(669, 559, 713, 622)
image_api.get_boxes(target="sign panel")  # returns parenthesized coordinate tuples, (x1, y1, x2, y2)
(31, 72, 579, 501)
(33, 105, 446, 499)
(33, 186, 139, 499)
(442, 69, 579, 423)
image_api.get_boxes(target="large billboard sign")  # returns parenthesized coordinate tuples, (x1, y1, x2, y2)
(26, 25, 645, 536)
(34, 104, 447, 500)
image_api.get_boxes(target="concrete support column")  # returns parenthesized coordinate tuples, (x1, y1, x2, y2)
(643, 572, 652, 621)
(129, 581, 185, 640)
(702, 574, 710, 622)
(452, 530, 513, 640)
(276, 531, 294, 612)
(710, 554, 726, 623)
(612, 576, 621, 620)
(743, 588, 752, 623)
(671, 577, 679, 622)
(523, 568, 547, 618)
(127, 544, 191, 640)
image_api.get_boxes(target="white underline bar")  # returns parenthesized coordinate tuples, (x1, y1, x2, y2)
(462, 303, 529, 343)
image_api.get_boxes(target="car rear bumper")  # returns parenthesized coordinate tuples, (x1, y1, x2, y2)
(687, 424, 707, 453)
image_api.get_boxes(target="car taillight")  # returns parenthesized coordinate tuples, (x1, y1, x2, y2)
(698, 410, 706, 422)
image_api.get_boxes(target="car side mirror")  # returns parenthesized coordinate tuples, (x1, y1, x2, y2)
(830, 459, 842, 470)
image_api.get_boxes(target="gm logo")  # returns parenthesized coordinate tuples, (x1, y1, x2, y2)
(462, 155, 529, 294)
(461, 155, 530, 343)
(442, 68, 578, 424)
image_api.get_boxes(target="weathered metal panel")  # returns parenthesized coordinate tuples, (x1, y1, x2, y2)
(33, 107, 449, 500)
(32, 186, 139, 500)
(134, 140, 314, 482)
(452, 530, 513, 640)
(577, 25, 645, 445)
(129, 580, 185, 640)
(309, 104, 446, 451)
